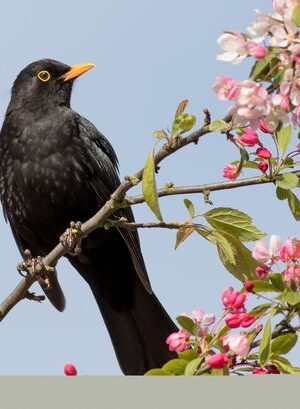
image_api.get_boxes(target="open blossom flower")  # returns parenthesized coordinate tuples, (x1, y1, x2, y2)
(252, 235, 281, 265)
(238, 128, 260, 147)
(229, 80, 270, 129)
(279, 237, 300, 261)
(217, 31, 248, 64)
(256, 147, 272, 159)
(190, 309, 215, 326)
(225, 313, 256, 329)
(213, 76, 240, 100)
(248, 10, 275, 37)
(222, 287, 247, 312)
(259, 119, 272, 134)
(222, 333, 251, 359)
(206, 353, 229, 369)
(292, 104, 300, 127)
(223, 164, 238, 180)
(166, 329, 190, 352)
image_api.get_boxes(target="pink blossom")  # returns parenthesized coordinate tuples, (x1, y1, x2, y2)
(213, 76, 240, 100)
(272, 93, 290, 111)
(217, 31, 248, 64)
(259, 119, 272, 134)
(223, 164, 238, 180)
(229, 80, 270, 129)
(222, 287, 247, 313)
(292, 105, 300, 127)
(206, 353, 229, 369)
(222, 333, 251, 359)
(238, 128, 260, 147)
(252, 235, 281, 265)
(246, 42, 267, 60)
(255, 265, 269, 279)
(252, 367, 268, 375)
(256, 147, 272, 159)
(248, 10, 275, 37)
(225, 313, 256, 329)
(187, 309, 215, 329)
(166, 329, 190, 352)
(258, 161, 268, 173)
(279, 237, 300, 261)
(284, 264, 300, 288)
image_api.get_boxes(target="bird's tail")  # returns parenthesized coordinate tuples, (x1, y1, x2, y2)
(67, 234, 177, 375)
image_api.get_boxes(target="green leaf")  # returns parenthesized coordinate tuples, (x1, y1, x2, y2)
(184, 358, 202, 376)
(271, 356, 300, 374)
(235, 149, 250, 176)
(178, 349, 198, 361)
(153, 129, 167, 139)
(176, 315, 198, 335)
(259, 319, 272, 367)
(275, 173, 299, 190)
(293, 3, 300, 27)
(172, 113, 196, 134)
(211, 367, 228, 376)
(283, 290, 300, 306)
(183, 198, 195, 218)
(287, 191, 300, 221)
(162, 359, 189, 375)
(271, 333, 298, 356)
(207, 231, 258, 282)
(248, 303, 272, 318)
(276, 125, 292, 155)
(203, 207, 266, 242)
(268, 273, 285, 292)
(208, 119, 227, 132)
(215, 324, 231, 340)
(276, 186, 290, 200)
(251, 280, 279, 293)
(144, 368, 172, 376)
(142, 148, 163, 221)
(250, 51, 278, 81)
(175, 223, 195, 249)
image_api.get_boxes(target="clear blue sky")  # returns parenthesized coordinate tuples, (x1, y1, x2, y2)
(0, 0, 296, 375)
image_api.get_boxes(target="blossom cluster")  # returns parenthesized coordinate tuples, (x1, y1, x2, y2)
(214, 1, 300, 131)
(165, 287, 276, 374)
(252, 234, 300, 288)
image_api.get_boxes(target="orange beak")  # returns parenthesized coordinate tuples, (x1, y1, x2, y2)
(60, 62, 96, 82)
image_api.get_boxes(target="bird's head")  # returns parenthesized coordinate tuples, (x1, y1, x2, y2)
(8, 58, 95, 112)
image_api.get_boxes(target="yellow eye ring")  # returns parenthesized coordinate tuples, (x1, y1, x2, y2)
(37, 70, 51, 82)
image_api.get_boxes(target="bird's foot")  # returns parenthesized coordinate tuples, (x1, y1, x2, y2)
(17, 251, 55, 289)
(60, 221, 82, 256)
(24, 291, 46, 303)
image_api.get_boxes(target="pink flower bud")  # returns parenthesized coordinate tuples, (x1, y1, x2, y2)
(258, 161, 268, 173)
(246, 42, 267, 60)
(238, 128, 260, 147)
(259, 120, 272, 134)
(166, 329, 190, 352)
(255, 265, 269, 279)
(240, 313, 256, 328)
(222, 333, 251, 359)
(64, 363, 77, 376)
(256, 147, 272, 159)
(279, 237, 300, 262)
(255, 324, 263, 334)
(206, 353, 229, 369)
(225, 313, 256, 329)
(252, 367, 268, 375)
(244, 281, 254, 292)
(225, 314, 242, 329)
(222, 287, 247, 312)
(223, 164, 238, 180)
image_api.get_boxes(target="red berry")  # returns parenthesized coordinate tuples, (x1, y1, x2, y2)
(64, 363, 77, 376)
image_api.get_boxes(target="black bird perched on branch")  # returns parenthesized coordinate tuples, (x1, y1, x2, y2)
(0, 59, 177, 375)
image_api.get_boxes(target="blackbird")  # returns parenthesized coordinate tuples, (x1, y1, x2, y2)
(0, 59, 177, 375)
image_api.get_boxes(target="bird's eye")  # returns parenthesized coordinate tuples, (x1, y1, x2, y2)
(37, 70, 51, 82)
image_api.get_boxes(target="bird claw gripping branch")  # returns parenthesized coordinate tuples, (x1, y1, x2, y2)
(59, 221, 83, 256)
(17, 250, 55, 290)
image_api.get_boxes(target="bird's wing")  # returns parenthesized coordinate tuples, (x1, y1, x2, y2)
(75, 115, 152, 293)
